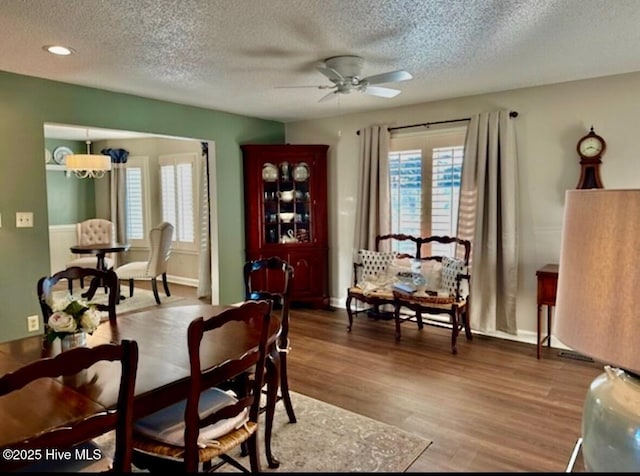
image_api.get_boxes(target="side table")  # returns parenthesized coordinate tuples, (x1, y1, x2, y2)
(536, 264, 558, 359)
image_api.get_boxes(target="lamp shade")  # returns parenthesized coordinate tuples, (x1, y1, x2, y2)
(554, 189, 640, 375)
(65, 154, 112, 172)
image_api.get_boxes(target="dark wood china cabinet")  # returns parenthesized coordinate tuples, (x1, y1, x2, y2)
(241, 144, 329, 308)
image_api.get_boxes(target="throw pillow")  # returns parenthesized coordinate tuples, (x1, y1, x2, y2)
(422, 260, 443, 291)
(358, 249, 397, 280)
(440, 256, 469, 298)
(386, 257, 413, 280)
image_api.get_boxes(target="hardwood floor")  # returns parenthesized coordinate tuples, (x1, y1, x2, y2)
(158, 285, 602, 472)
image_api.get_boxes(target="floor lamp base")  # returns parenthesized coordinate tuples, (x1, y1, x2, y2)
(582, 366, 640, 472)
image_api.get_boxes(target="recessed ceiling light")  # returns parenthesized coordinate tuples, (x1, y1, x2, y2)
(44, 45, 74, 56)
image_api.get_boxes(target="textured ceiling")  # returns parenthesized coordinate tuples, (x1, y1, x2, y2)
(2, 0, 640, 124)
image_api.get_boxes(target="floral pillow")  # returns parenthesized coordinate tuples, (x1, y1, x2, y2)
(440, 256, 469, 298)
(358, 249, 397, 280)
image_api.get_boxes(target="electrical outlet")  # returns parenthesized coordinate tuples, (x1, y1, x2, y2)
(27, 315, 39, 332)
(16, 212, 33, 228)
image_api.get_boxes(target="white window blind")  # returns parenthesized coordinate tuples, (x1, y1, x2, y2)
(389, 128, 466, 257)
(123, 156, 150, 247)
(389, 149, 422, 255)
(159, 153, 197, 250)
(125, 167, 144, 240)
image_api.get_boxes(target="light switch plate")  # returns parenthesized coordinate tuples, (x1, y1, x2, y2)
(16, 212, 33, 228)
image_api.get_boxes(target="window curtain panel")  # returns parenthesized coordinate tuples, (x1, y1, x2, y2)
(197, 142, 212, 299)
(353, 125, 392, 253)
(458, 111, 519, 334)
(102, 148, 128, 268)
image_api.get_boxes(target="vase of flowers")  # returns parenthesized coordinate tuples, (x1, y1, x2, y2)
(44, 294, 102, 350)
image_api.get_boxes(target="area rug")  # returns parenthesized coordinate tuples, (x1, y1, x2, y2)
(93, 391, 431, 472)
(53, 286, 184, 315)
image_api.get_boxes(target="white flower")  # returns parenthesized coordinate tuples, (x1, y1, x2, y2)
(80, 307, 101, 333)
(49, 295, 74, 313)
(48, 312, 78, 333)
(44, 294, 104, 340)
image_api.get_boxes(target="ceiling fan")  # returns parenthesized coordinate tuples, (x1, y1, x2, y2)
(280, 55, 413, 103)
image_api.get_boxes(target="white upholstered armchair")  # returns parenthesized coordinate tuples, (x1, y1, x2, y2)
(115, 222, 174, 305)
(65, 218, 115, 293)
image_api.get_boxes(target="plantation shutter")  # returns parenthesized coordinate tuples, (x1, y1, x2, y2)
(125, 167, 144, 240)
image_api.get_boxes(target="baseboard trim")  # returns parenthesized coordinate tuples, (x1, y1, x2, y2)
(166, 275, 198, 288)
(332, 296, 573, 351)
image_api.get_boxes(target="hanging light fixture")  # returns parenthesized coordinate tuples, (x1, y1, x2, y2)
(65, 130, 111, 178)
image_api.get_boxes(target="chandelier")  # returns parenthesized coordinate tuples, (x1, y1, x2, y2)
(65, 131, 111, 178)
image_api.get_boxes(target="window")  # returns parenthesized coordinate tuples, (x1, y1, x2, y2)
(389, 127, 466, 257)
(124, 156, 150, 247)
(159, 153, 198, 251)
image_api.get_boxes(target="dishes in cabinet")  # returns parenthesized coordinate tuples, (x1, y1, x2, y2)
(53, 146, 73, 165)
(45, 148, 52, 164)
(279, 212, 295, 223)
(277, 190, 295, 202)
(293, 162, 310, 181)
(262, 162, 278, 182)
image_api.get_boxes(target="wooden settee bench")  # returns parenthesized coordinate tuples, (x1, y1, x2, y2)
(346, 234, 472, 354)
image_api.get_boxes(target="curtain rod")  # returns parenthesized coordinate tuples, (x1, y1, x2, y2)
(356, 111, 518, 135)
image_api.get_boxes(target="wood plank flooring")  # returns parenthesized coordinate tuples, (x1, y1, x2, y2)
(155, 284, 603, 472)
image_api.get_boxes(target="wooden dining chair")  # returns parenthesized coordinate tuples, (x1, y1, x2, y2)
(0, 340, 139, 472)
(131, 300, 273, 473)
(38, 266, 120, 323)
(243, 256, 297, 424)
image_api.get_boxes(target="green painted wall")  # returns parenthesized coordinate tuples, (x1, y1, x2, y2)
(45, 139, 97, 225)
(0, 70, 284, 343)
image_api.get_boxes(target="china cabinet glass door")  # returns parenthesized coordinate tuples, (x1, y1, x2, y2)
(263, 161, 311, 245)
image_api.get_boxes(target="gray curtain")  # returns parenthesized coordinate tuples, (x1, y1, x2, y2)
(458, 111, 519, 334)
(353, 125, 392, 253)
(102, 148, 128, 268)
(197, 142, 212, 299)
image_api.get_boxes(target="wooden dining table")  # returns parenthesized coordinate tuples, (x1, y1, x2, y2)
(0, 302, 284, 469)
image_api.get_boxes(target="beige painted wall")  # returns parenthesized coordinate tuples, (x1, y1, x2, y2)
(285, 71, 640, 345)
(94, 137, 203, 283)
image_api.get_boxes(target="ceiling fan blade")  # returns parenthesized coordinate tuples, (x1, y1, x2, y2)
(362, 70, 413, 85)
(275, 85, 333, 89)
(317, 66, 344, 83)
(363, 86, 401, 98)
(318, 91, 338, 103)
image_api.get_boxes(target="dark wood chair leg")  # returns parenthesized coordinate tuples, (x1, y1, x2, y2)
(162, 272, 171, 296)
(151, 278, 161, 304)
(128, 279, 134, 297)
(451, 310, 459, 354)
(279, 352, 297, 423)
(394, 301, 402, 340)
(416, 311, 424, 329)
(462, 304, 473, 340)
(346, 294, 354, 331)
(68, 279, 73, 295)
(265, 351, 280, 469)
